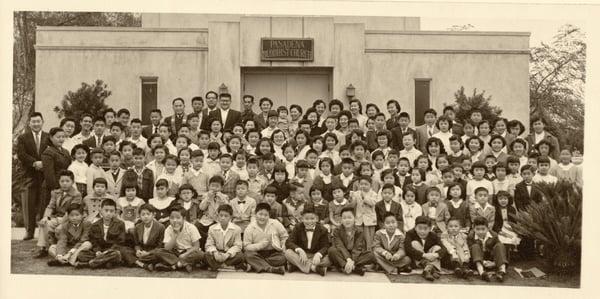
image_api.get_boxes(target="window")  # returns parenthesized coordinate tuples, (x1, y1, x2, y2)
(140, 77, 158, 125)
(414, 79, 431, 126)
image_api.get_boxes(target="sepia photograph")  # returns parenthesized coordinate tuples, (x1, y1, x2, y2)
(6, 1, 591, 295)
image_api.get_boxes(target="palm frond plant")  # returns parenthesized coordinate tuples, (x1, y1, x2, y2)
(511, 180, 582, 274)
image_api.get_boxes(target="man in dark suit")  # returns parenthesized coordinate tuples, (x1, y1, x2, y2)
(163, 98, 187, 140)
(284, 207, 331, 276)
(525, 116, 561, 160)
(16, 112, 50, 240)
(209, 93, 241, 131)
(200, 91, 219, 131)
(240, 94, 257, 124)
(141, 109, 162, 139)
(82, 117, 107, 149)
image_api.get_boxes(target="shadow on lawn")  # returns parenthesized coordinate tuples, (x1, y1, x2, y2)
(11, 240, 579, 288)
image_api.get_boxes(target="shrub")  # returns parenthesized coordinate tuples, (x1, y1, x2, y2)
(446, 86, 503, 123)
(53, 79, 111, 122)
(511, 180, 582, 274)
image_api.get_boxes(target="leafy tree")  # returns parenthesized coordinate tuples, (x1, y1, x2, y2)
(54, 80, 112, 121)
(12, 12, 140, 226)
(447, 86, 503, 124)
(530, 24, 585, 151)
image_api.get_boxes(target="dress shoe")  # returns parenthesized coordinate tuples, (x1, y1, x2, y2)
(315, 266, 327, 276)
(496, 271, 506, 282)
(286, 262, 298, 273)
(33, 248, 48, 258)
(184, 264, 194, 273)
(432, 271, 440, 279)
(270, 267, 285, 275)
(154, 263, 172, 271)
(353, 267, 365, 276)
(398, 265, 412, 273)
(481, 271, 493, 282)
(454, 267, 464, 279)
(143, 263, 154, 272)
(423, 269, 435, 281)
(47, 260, 63, 267)
(22, 234, 34, 241)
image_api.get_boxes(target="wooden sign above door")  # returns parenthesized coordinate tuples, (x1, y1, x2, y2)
(260, 38, 314, 61)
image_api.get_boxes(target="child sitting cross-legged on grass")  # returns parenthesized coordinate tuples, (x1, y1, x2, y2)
(205, 204, 246, 271)
(372, 212, 412, 275)
(46, 203, 92, 267)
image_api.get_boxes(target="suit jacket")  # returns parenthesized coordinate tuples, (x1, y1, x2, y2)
(373, 228, 406, 256)
(391, 127, 416, 151)
(230, 196, 257, 224)
(421, 201, 451, 233)
(331, 226, 368, 261)
(492, 205, 516, 233)
(220, 170, 240, 199)
(205, 222, 243, 255)
(41, 145, 73, 190)
(163, 113, 187, 140)
(469, 203, 496, 230)
(253, 112, 269, 131)
(43, 187, 82, 218)
(105, 168, 125, 199)
(200, 108, 214, 131)
(55, 220, 92, 255)
(88, 218, 126, 252)
(514, 181, 544, 211)
(133, 219, 165, 251)
(209, 109, 242, 131)
(16, 130, 50, 178)
(525, 131, 560, 160)
(82, 135, 104, 149)
(415, 124, 439, 153)
(141, 124, 160, 139)
(375, 200, 403, 230)
(122, 168, 154, 200)
(467, 230, 502, 252)
(285, 222, 330, 256)
(404, 228, 447, 261)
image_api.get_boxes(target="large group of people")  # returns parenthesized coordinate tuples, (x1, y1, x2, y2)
(15, 91, 583, 281)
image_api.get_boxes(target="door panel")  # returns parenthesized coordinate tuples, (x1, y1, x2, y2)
(243, 74, 287, 109)
(286, 74, 330, 108)
(243, 72, 330, 109)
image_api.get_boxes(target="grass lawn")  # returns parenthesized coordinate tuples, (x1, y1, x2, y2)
(10, 239, 580, 287)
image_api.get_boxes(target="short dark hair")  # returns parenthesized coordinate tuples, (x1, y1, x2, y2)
(70, 143, 90, 158)
(58, 170, 75, 181)
(209, 175, 224, 186)
(29, 112, 44, 120)
(93, 178, 108, 188)
(130, 118, 142, 125)
(66, 203, 83, 214)
(340, 206, 355, 216)
(259, 97, 273, 106)
(415, 215, 430, 226)
(217, 204, 233, 215)
(472, 216, 488, 227)
(386, 99, 401, 112)
(172, 97, 185, 105)
(59, 117, 76, 128)
(139, 203, 156, 214)
(242, 94, 254, 102)
(474, 186, 489, 195)
(255, 202, 271, 213)
(150, 109, 162, 115)
(155, 178, 169, 189)
(329, 99, 344, 111)
(117, 108, 130, 117)
(423, 108, 437, 117)
(191, 96, 204, 104)
(205, 91, 218, 98)
(101, 198, 117, 208)
(219, 93, 232, 99)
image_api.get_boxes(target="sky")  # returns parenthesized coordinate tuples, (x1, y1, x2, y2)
(421, 17, 586, 46)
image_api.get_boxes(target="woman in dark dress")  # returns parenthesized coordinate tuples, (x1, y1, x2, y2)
(41, 127, 73, 207)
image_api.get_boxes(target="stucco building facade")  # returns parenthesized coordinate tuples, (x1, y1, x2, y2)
(35, 13, 530, 128)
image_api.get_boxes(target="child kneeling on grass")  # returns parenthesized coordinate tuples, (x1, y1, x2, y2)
(205, 204, 246, 271)
(404, 215, 448, 281)
(47, 203, 92, 267)
(147, 205, 205, 272)
(285, 206, 331, 276)
(373, 212, 412, 275)
(468, 216, 508, 282)
(328, 207, 376, 276)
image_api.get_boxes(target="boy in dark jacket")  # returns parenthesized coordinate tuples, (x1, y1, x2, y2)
(284, 207, 331, 276)
(47, 203, 91, 267)
(468, 216, 508, 282)
(404, 215, 448, 281)
(328, 207, 375, 275)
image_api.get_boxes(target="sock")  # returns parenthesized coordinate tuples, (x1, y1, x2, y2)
(135, 261, 144, 268)
(476, 262, 484, 275)
(310, 265, 316, 272)
(499, 264, 506, 272)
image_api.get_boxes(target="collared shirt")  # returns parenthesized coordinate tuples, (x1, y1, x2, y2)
(164, 221, 201, 251)
(244, 218, 288, 251)
(143, 221, 153, 244)
(384, 201, 392, 212)
(306, 229, 315, 249)
(449, 199, 463, 209)
(474, 231, 493, 252)
(220, 108, 230, 125)
(103, 223, 110, 241)
(534, 131, 545, 144)
(340, 173, 354, 188)
(71, 132, 91, 145)
(384, 229, 403, 247)
(128, 135, 147, 151)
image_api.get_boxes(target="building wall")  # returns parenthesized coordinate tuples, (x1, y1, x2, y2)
(35, 15, 530, 130)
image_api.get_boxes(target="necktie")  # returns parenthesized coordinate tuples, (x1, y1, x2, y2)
(306, 228, 315, 232)
(34, 132, 40, 154)
(154, 126, 158, 134)
(428, 128, 433, 137)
